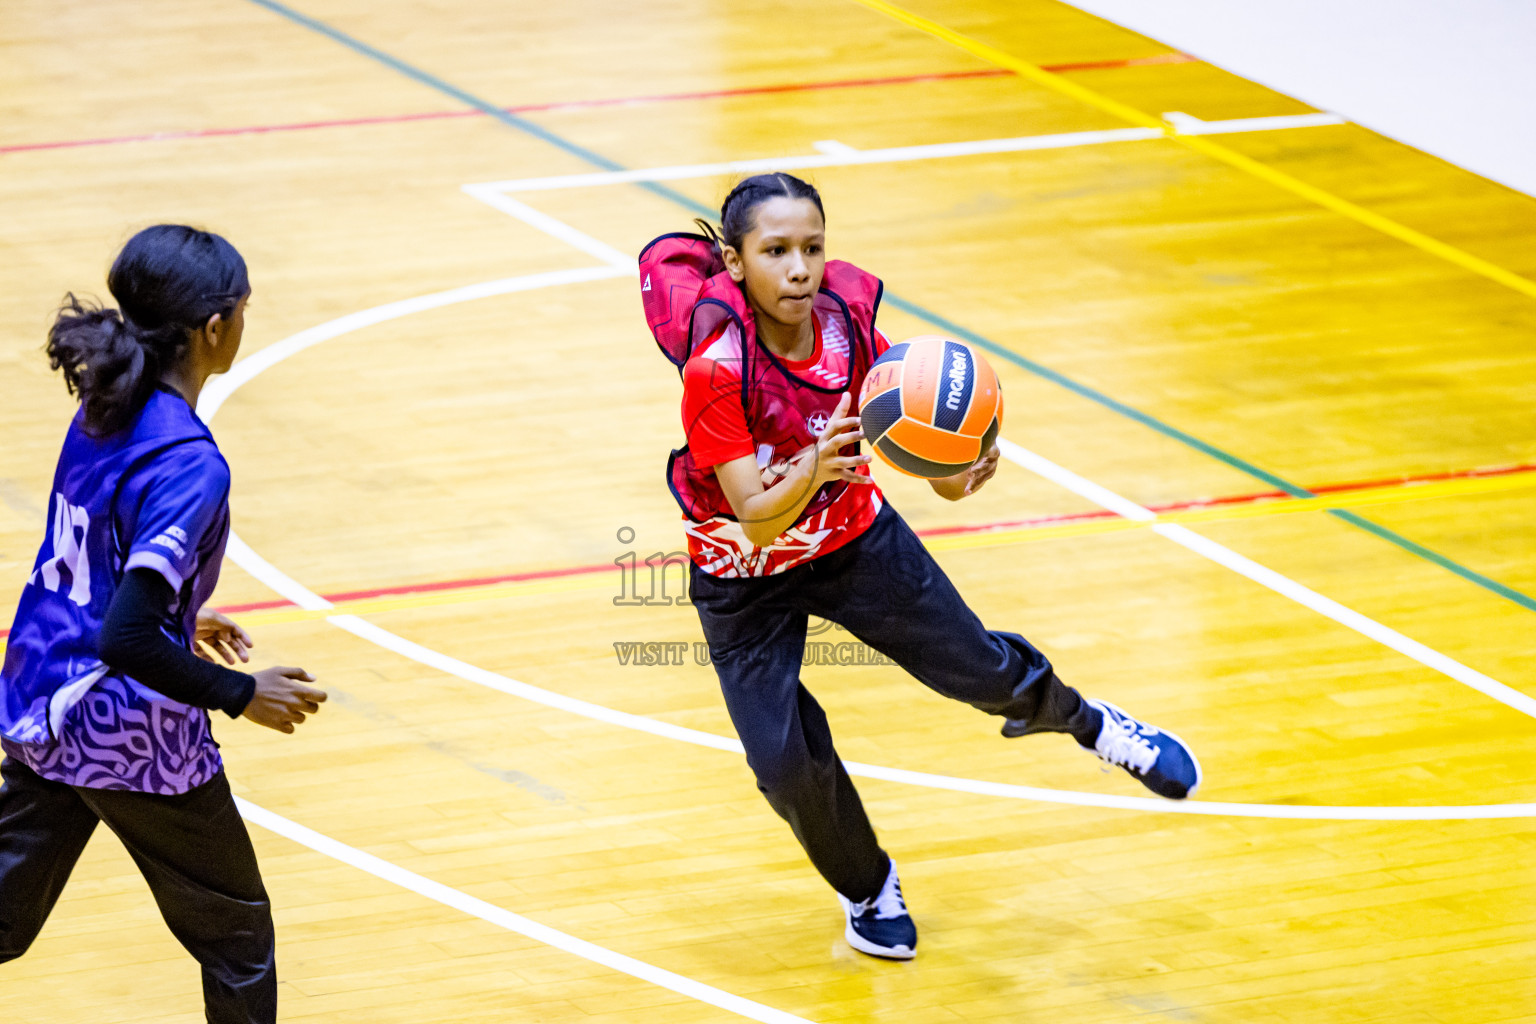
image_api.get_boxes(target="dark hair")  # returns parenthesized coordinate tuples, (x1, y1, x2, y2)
(695, 172, 825, 252)
(47, 225, 248, 436)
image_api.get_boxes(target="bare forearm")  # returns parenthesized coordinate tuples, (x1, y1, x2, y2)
(929, 443, 1002, 502)
(735, 459, 821, 546)
(713, 393, 872, 547)
(929, 471, 969, 501)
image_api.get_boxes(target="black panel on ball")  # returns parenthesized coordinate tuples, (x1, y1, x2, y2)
(980, 415, 999, 455)
(875, 436, 972, 479)
(859, 388, 905, 444)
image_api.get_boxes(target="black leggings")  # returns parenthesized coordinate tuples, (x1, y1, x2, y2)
(691, 502, 1096, 904)
(0, 759, 276, 1023)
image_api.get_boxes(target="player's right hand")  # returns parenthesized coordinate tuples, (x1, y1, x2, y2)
(243, 666, 326, 734)
(814, 393, 872, 485)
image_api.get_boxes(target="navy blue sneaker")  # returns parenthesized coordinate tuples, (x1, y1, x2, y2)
(839, 862, 916, 960)
(1081, 699, 1201, 800)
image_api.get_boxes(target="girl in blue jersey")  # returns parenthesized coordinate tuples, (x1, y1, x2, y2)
(0, 226, 324, 1024)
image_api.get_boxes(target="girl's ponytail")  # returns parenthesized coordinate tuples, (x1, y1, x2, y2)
(45, 225, 248, 436)
(47, 297, 163, 437)
(692, 218, 725, 252)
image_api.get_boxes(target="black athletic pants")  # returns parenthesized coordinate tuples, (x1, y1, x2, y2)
(691, 502, 1097, 904)
(0, 759, 276, 1023)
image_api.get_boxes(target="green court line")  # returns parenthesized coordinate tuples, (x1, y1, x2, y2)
(246, 0, 1536, 615)
(887, 296, 1536, 612)
(881, 296, 1311, 496)
(1329, 509, 1536, 612)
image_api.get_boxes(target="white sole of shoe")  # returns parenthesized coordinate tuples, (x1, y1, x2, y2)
(1092, 700, 1203, 799)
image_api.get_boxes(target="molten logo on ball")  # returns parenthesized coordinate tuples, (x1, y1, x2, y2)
(944, 350, 968, 412)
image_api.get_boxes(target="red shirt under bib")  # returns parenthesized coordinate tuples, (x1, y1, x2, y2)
(680, 311, 892, 578)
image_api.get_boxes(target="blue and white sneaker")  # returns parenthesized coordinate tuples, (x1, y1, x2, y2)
(1082, 699, 1201, 800)
(838, 861, 916, 960)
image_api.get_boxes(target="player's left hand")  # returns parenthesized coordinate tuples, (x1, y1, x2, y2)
(964, 443, 1001, 495)
(195, 606, 254, 665)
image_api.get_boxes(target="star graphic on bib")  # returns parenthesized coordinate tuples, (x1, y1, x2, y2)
(806, 411, 830, 435)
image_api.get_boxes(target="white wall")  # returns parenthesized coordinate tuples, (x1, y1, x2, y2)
(1062, 0, 1536, 197)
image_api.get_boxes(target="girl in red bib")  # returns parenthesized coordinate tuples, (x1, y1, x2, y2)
(641, 173, 1200, 961)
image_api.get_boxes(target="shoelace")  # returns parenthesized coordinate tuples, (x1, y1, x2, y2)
(1095, 715, 1160, 775)
(854, 874, 908, 920)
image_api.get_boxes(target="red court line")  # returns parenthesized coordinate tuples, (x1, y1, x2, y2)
(1045, 52, 1195, 73)
(199, 459, 1536, 617)
(922, 460, 1536, 539)
(1, 456, 1532, 638)
(1308, 461, 1536, 494)
(0, 54, 1195, 156)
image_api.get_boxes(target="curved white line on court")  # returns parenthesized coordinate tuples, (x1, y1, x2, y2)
(203, 274, 1536, 822)
(471, 172, 1536, 726)
(236, 797, 815, 1024)
(212, 270, 816, 1024)
(332, 614, 1536, 822)
(199, 264, 632, 421)
(997, 441, 1536, 721)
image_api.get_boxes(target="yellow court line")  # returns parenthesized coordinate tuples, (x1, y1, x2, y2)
(1170, 468, 1536, 523)
(225, 467, 1536, 625)
(846, 0, 1536, 302)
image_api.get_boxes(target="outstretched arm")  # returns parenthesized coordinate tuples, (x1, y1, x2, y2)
(929, 443, 1001, 501)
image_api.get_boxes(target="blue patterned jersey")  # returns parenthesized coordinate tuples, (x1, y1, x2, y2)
(1, 387, 232, 793)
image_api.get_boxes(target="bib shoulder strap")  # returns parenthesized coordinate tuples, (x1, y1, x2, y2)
(639, 232, 725, 368)
(819, 260, 885, 381)
(822, 260, 883, 327)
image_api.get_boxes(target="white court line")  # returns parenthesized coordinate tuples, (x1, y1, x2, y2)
(812, 139, 861, 156)
(205, 282, 1536, 820)
(464, 161, 1536, 727)
(227, 534, 333, 611)
(209, 267, 821, 1023)
(472, 127, 1162, 192)
(464, 111, 1342, 195)
(997, 440, 1536, 721)
(331, 614, 743, 753)
(200, 265, 632, 421)
(331, 616, 1536, 823)
(458, 186, 637, 269)
(236, 797, 817, 1024)
(1164, 110, 1346, 134)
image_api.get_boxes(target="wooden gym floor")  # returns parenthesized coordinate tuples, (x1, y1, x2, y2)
(3, 1, 1535, 1020)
